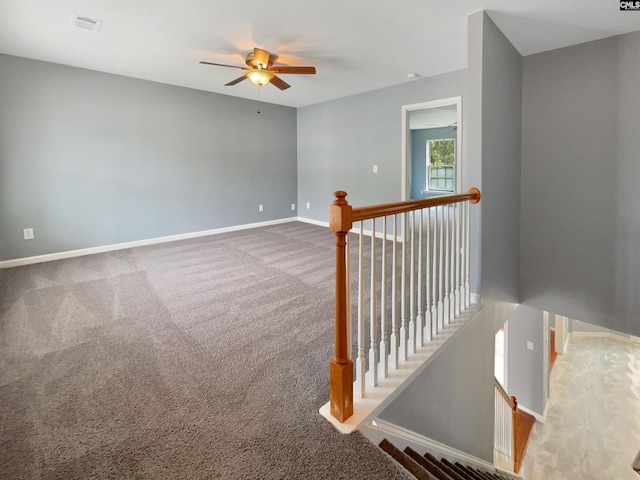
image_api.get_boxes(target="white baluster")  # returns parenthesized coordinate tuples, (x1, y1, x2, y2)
(400, 212, 408, 362)
(464, 201, 471, 308)
(460, 201, 468, 310)
(379, 216, 388, 379)
(369, 218, 378, 387)
(454, 203, 461, 317)
(390, 214, 399, 370)
(346, 233, 352, 360)
(448, 205, 455, 322)
(409, 211, 416, 355)
(444, 205, 451, 324)
(416, 209, 424, 347)
(356, 223, 366, 398)
(438, 207, 445, 331)
(432, 208, 439, 336)
(425, 208, 432, 342)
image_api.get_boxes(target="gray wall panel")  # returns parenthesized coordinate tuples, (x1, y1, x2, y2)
(378, 311, 495, 460)
(520, 32, 640, 335)
(379, 12, 522, 463)
(296, 70, 467, 223)
(0, 54, 297, 261)
(479, 12, 522, 311)
(506, 305, 545, 416)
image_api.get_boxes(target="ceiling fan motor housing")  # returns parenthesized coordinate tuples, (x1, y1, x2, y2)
(245, 48, 272, 69)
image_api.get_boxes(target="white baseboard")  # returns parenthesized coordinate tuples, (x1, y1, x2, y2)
(0, 217, 299, 269)
(361, 418, 511, 475)
(570, 331, 635, 344)
(518, 404, 545, 424)
(297, 216, 329, 228)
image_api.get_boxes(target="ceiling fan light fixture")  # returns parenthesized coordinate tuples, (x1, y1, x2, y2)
(247, 68, 274, 87)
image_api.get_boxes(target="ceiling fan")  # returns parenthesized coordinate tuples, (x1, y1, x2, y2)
(200, 47, 316, 90)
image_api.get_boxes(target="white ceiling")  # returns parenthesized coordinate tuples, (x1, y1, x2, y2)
(1, 1, 638, 108)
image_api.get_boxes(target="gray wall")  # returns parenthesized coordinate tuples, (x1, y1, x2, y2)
(476, 12, 522, 317)
(505, 305, 546, 417)
(0, 54, 297, 261)
(378, 312, 495, 460)
(520, 31, 640, 336)
(296, 69, 467, 221)
(410, 126, 457, 199)
(379, 12, 522, 463)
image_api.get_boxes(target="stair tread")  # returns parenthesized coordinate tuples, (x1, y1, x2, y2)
(422, 452, 467, 480)
(404, 447, 459, 480)
(379, 439, 516, 480)
(379, 439, 437, 480)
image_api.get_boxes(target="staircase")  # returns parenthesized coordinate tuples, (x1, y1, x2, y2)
(380, 439, 515, 480)
(493, 378, 535, 473)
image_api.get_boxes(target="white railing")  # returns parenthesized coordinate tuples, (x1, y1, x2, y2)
(494, 378, 516, 472)
(322, 189, 481, 430)
(352, 204, 472, 397)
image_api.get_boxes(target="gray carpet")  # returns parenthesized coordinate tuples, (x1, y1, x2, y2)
(0, 222, 410, 479)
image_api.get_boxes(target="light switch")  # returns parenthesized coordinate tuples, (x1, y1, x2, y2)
(527, 341, 534, 351)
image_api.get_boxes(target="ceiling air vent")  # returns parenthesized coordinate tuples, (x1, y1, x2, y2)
(71, 14, 102, 32)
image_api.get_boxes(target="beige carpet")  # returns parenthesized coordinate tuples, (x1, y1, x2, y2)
(520, 335, 640, 480)
(0, 222, 411, 479)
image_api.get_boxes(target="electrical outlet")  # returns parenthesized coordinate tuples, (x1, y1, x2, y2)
(23, 228, 34, 240)
(373, 164, 378, 173)
(306, 202, 310, 209)
(527, 341, 534, 351)
(258, 204, 264, 212)
(291, 203, 296, 211)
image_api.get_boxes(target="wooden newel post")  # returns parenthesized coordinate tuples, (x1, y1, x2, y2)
(329, 191, 354, 422)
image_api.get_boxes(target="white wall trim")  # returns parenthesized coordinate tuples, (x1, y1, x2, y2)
(297, 216, 329, 228)
(401, 96, 463, 201)
(570, 331, 635, 344)
(518, 404, 545, 424)
(0, 217, 299, 269)
(360, 418, 520, 478)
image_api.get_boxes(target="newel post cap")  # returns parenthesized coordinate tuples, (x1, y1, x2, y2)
(329, 191, 353, 233)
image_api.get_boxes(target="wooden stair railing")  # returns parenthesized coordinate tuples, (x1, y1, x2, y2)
(494, 378, 517, 472)
(328, 188, 481, 424)
(494, 378, 536, 474)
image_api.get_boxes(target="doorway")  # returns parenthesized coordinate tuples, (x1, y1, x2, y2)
(401, 97, 462, 200)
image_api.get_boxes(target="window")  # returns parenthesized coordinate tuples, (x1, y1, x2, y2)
(427, 139, 455, 192)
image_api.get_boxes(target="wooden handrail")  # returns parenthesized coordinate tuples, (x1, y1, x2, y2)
(351, 188, 481, 223)
(494, 377, 516, 411)
(328, 188, 481, 424)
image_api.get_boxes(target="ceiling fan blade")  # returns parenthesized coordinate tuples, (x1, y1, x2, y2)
(200, 61, 248, 70)
(270, 66, 316, 75)
(269, 75, 291, 90)
(253, 48, 272, 67)
(225, 75, 248, 86)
